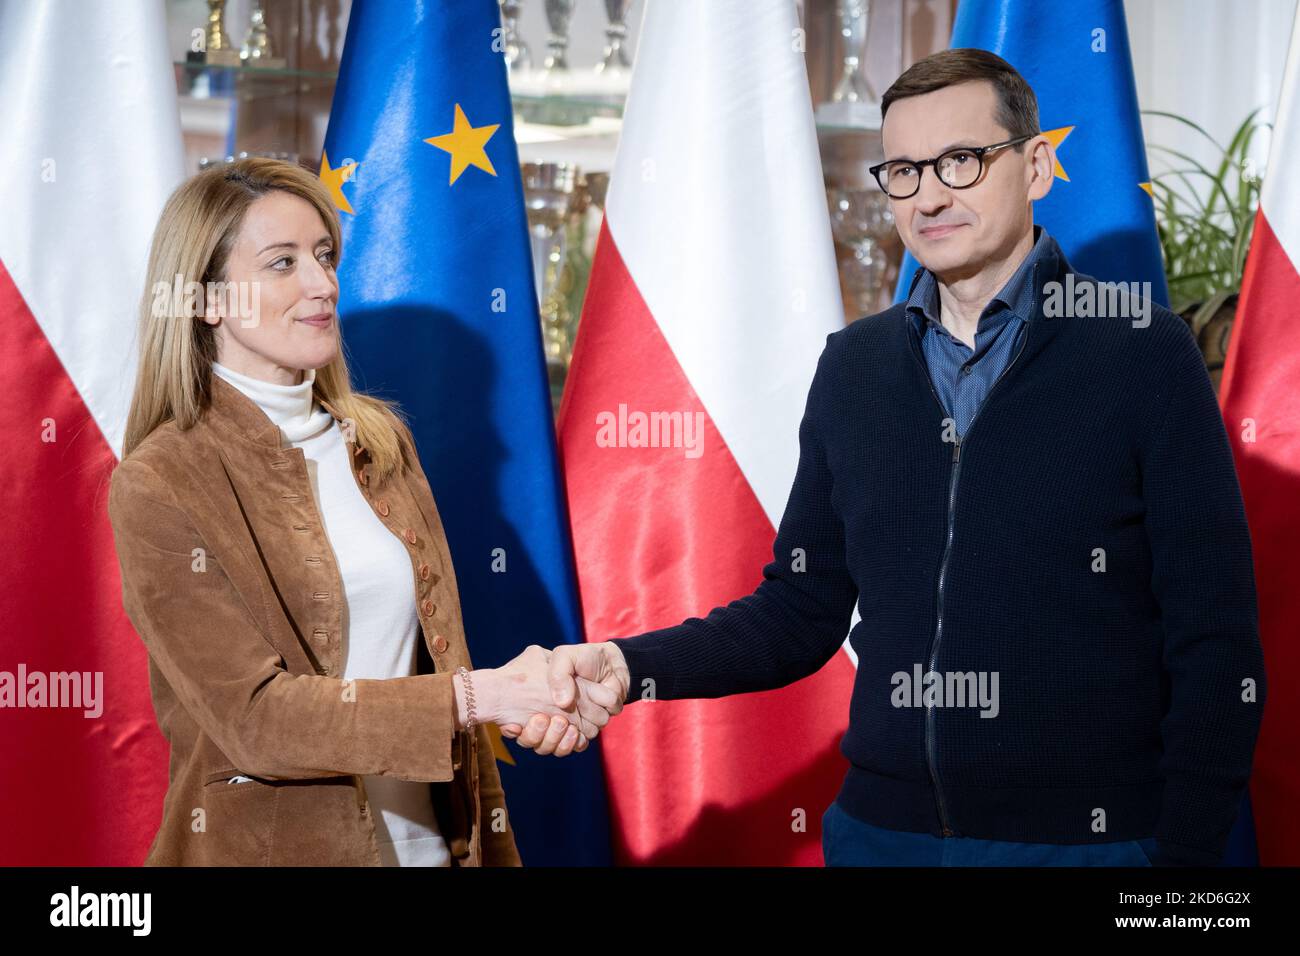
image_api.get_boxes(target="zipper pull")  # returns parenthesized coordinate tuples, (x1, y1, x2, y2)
(952, 437, 962, 463)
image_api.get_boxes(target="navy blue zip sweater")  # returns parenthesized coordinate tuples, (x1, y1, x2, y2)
(609, 234, 1266, 867)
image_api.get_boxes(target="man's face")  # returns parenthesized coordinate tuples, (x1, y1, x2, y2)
(880, 80, 1051, 279)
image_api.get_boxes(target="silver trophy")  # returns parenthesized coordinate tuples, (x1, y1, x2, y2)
(595, 0, 633, 75)
(543, 0, 575, 73)
(499, 1, 532, 73)
(818, 0, 881, 128)
(522, 162, 580, 394)
(199, 150, 298, 172)
(241, 1, 286, 70)
(828, 186, 895, 317)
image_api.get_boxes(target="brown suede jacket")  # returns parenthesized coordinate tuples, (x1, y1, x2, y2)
(107, 373, 521, 866)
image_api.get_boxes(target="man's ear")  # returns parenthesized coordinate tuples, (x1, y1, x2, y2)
(1026, 134, 1054, 202)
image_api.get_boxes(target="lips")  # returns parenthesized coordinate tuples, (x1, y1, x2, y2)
(297, 313, 333, 328)
(918, 223, 966, 239)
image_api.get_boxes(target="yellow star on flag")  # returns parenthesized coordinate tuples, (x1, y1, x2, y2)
(319, 151, 359, 214)
(424, 104, 500, 185)
(485, 722, 516, 766)
(1138, 182, 1154, 197)
(1042, 126, 1075, 182)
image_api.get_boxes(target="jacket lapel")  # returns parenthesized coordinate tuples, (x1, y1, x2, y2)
(200, 375, 351, 675)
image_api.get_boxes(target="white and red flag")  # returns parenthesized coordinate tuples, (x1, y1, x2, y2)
(558, 0, 854, 865)
(0, 0, 184, 863)
(1218, 7, 1300, 867)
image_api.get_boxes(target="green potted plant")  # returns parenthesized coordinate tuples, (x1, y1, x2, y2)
(1146, 108, 1269, 390)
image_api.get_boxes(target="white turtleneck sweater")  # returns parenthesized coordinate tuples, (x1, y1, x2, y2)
(211, 361, 451, 867)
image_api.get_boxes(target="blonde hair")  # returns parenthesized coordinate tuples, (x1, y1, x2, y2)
(122, 157, 408, 482)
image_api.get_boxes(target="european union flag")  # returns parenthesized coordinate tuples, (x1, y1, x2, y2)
(893, 0, 1169, 307)
(321, 0, 611, 865)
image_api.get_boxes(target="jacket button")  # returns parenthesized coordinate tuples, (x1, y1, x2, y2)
(419, 563, 430, 580)
(422, 599, 435, 617)
(359, 469, 368, 486)
(404, 528, 417, 545)
(432, 635, 448, 653)
(376, 500, 390, 517)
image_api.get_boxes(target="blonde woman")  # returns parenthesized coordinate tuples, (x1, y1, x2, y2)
(108, 158, 620, 866)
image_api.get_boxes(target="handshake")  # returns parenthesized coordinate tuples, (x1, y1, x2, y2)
(451, 643, 631, 757)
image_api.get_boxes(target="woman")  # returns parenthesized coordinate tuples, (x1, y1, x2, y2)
(108, 157, 617, 866)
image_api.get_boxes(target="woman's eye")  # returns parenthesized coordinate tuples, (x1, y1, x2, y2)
(318, 250, 336, 267)
(270, 256, 292, 270)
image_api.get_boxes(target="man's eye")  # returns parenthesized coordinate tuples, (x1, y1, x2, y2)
(891, 165, 916, 179)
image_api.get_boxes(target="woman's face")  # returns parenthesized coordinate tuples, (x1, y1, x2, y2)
(205, 190, 340, 385)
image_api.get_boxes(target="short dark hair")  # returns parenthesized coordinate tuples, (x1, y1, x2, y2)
(881, 48, 1040, 144)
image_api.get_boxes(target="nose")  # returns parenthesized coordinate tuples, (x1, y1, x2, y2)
(911, 165, 953, 218)
(299, 252, 337, 301)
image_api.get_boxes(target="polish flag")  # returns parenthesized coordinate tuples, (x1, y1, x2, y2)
(1218, 8, 1300, 867)
(0, 1, 184, 863)
(558, 0, 853, 865)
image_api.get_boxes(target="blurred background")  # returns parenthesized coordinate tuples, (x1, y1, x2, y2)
(167, 0, 1296, 401)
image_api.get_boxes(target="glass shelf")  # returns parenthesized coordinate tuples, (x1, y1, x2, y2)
(511, 92, 624, 127)
(174, 60, 623, 128)
(173, 61, 339, 81)
(174, 60, 339, 102)
(817, 118, 884, 134)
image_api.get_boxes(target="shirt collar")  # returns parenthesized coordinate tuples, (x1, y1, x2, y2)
(906, 224, 1053, 338)
(206, 364, 351, 450)
(211, 361, 335, 444)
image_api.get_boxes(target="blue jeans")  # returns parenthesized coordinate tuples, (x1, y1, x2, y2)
(822, 800, 1159, 866)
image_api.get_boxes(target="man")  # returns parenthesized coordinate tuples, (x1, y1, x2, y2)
(504, 49, 1266, 867)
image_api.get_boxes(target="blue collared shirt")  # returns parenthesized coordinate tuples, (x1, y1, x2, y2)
(906, 224, 1053, 437)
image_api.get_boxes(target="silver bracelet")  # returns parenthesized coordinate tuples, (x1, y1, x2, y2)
(456, 665, 477, 729)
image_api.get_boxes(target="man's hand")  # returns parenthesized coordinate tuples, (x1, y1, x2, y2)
(470, 645, 619, 757)
(499, 643, 630, 755)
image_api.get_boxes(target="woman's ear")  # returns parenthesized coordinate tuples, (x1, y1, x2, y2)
(199, 276, 221, 326)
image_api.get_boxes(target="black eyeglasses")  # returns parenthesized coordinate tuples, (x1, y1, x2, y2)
(868, 134, 1036, 199)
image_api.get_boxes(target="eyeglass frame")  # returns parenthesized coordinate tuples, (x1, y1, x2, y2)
(868, 134, 1038, 199)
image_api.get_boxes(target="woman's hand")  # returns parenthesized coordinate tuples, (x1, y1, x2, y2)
(498, 643, 630, 756)
(455, 645, 621, 757)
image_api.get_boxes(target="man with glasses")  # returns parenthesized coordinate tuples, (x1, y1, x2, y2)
(521, 49, 1265, 868)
